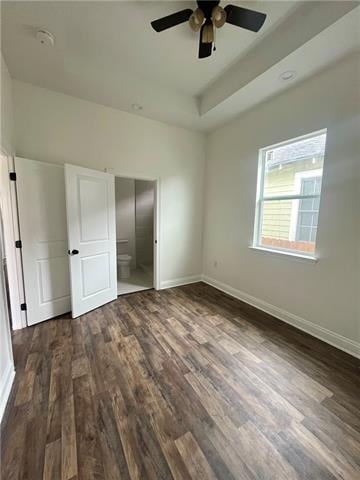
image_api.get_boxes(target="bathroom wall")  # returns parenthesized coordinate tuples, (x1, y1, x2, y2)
(135, 180, 154, 268)
(115, 177, 136, 268)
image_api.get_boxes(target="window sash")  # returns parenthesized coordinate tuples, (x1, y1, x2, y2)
(259, 193, 320, 202)
(255, 196, 321, 247)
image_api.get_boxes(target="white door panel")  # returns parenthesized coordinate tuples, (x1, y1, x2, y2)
(15, 158, 71, 325)
(65, 164, 117, 318)
(79, 177, 109, 241)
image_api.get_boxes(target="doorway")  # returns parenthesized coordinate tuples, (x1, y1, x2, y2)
(115, 176, 155, 295)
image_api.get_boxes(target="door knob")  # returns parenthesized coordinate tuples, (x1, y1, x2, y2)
(68, 249, 79, 255)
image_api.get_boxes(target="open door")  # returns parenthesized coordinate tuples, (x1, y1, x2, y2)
(15, 158, 71, 325)
(65, 164, 117, 318)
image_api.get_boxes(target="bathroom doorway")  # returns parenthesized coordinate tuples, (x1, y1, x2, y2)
(115, 176, 156, 295)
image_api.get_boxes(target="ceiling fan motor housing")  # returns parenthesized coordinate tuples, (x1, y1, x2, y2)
(197, 1, 221, 19)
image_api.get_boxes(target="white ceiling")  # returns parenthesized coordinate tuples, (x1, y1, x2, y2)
(2, 1, 360, 132)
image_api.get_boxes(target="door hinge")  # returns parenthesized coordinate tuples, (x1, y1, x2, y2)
(9, 172, 17, 181)
(21, 303, 27, 311)
(15, 240, 22, 249)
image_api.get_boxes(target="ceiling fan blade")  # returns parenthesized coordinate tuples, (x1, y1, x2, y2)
(224, 5, 266, 32)
(151, 9, 193, 32)
(198, 25, 212, 59)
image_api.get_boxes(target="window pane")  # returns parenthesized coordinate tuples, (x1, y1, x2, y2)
(310, 227, 317, 243)
(297, 226, 310, 242)
(298, 212, 312, 226)
(259, 199, 317, 254)
(302, 179, 315, 195)
(263, 133, 326, 197)
(296, 176, 320, 243)
(300, 198, 313, 210)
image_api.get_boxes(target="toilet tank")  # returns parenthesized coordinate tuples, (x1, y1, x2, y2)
(116, 239, 130, 255)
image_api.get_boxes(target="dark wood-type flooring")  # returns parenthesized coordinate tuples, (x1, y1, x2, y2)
(1, 282, 360, 480)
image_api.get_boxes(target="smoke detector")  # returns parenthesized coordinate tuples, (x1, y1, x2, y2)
(36, 29, 55, 47)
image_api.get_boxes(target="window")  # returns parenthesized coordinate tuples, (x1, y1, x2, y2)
(253, 130, 327, 257)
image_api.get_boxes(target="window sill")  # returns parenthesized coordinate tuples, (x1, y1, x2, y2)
(249, 246, 318, 262)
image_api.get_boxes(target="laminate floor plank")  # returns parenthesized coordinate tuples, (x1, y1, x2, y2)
(1, 283, 359, 479)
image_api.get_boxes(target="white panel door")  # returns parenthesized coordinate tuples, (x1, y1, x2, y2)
(15, 158, 71, 325)
(65, 164, 117, 318)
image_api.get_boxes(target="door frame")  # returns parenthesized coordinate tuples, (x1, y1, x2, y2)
(112, 171, 160, 291)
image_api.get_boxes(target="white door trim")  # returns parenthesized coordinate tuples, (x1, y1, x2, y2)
(0, 218, 15, 422)
(154, 178, 160, 290)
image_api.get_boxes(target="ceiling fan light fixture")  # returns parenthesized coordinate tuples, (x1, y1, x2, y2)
(189, 8, 204, 32)
(202, 21, 214, 44)
(211, 6, 227, 28)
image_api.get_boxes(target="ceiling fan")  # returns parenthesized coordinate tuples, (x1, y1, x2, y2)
(151, 1, 267, 59)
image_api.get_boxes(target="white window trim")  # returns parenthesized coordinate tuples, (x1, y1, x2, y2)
(249, 245, 318, 262)
(289, 169, 322, 241)
(252, 129, 327, 259)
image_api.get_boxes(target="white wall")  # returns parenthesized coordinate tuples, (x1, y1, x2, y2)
(0, 54, 15, 421)
(203, 53, 360, 356)
(135, 180, 154, 267)
(115, 177, 136, 267)
(13, 80, 206, 286)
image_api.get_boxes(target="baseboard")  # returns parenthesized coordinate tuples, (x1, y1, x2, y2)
(202, 275, 360, 359)
(160, 275, 202, 290)
(0, 365, 15, 423)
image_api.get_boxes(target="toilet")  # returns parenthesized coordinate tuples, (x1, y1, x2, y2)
(117, 254, 132, 279)
(116, 239, 132, 279)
